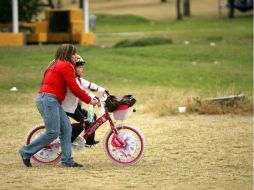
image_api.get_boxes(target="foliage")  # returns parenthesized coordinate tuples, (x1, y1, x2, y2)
(96, 14, 151, 25)
(113, 37, 172, 48)
(0, 0, 40, 23)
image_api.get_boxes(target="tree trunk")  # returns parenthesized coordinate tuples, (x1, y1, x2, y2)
(57, 0, 62, 8)
(176, 0, 182, 20)
(79, 0, 83, 8)
(228, 0, 235, 18)
(183, 0, 191, 17)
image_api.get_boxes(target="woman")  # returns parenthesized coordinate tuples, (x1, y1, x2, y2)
(19, 44, 99, 167)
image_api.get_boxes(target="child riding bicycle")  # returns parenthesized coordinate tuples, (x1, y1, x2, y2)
(62, 54, 108, 146)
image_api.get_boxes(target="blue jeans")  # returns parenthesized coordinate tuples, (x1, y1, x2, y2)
(20, 93, 74, 165)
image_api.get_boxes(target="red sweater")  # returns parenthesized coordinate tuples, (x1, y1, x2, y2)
(39, 59, 92, 104)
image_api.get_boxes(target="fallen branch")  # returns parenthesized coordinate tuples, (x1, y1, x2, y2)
(205, 94, 245, 103)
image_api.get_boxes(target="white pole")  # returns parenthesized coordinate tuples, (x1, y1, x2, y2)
(12, 0, 19, 33)
(83, 0, 89, 33)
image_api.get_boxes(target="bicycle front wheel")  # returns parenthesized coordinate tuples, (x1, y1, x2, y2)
(104, 124, 145, 166)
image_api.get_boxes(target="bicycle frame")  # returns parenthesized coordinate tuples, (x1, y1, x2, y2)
(82, 110, 125, 146)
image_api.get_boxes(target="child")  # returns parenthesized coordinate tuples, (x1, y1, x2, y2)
(62, 54, 108, 146)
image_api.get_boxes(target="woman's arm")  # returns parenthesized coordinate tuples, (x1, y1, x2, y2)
(61, 63, 92, 104)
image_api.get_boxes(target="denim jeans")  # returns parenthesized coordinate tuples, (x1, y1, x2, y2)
(19, 93, 74, 165)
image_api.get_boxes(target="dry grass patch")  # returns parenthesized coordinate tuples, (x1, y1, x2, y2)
(187, 96, 253, 115)
(0, 112, 252, 190)
(141, 87, 253, 116)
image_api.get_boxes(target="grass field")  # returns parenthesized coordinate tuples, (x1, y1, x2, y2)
(0, 100, 253, 190)
(0, 2, 253, 190)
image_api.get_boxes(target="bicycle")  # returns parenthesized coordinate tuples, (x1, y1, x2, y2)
(25, 94, 145, 167)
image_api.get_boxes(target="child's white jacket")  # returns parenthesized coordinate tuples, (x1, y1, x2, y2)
(62, 77, 105, 113)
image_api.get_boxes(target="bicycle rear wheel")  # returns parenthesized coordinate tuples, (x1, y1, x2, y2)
(25, 124, 61, 164)
(104, 124, 145, 166)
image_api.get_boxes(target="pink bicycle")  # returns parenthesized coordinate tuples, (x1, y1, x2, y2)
(25, 95, 145, 166)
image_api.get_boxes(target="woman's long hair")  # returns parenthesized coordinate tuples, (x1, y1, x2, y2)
(46, 44, 77, 71)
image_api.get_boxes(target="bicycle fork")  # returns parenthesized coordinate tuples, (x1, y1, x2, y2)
(82, 112, 126, 148)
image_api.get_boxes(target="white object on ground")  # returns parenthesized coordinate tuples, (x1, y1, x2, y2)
(184, 41, 190, 45)
(210, 42, 216, 47)
(214, 60, 220, 65)
(10, 87, 18, 91)
(178, 106, 186, 113)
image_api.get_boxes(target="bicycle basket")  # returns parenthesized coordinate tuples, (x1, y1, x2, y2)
(105, 95, 136, 112)
(113, 104, 129, 120)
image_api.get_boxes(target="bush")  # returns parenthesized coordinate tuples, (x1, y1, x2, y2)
(96, 14, 151, 25)
(0, 0, 40, 23)
(114, 37, 173, 48)
(186, 95, 253, 115)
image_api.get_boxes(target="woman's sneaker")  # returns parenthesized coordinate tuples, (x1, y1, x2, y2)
(19, 150, 32, 167)
(62, 162, 83, 167)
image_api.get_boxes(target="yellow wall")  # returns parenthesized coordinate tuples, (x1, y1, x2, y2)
(26, 33, 47, 43)
(0, 33, 24, 46)
(74, 32, 94, 45)
(0, 9, 94, 46)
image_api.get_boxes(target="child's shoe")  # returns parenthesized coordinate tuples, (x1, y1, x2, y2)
(85, 140, 99, 147)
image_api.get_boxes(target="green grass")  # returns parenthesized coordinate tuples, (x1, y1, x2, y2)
(0, 43, 252, 93)
(0, 16, 252, 98)
(94, 15, 253, 47)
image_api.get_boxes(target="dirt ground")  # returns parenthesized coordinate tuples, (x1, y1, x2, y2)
(0, 101, 252, 190)
(60, 0, 231, 20)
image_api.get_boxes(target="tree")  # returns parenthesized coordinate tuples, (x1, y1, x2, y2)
(0, 0, 40, 23)
(228, 0, 235, 18)
(79, 0, 83, 8)
(183, 0, 191, 17)
(57, 0, 62, 8)
(37, 0, 54, 8)
(176, 0, 182, 20)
